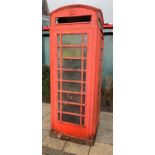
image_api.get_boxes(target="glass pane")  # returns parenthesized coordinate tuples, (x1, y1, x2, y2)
(57, 47, 60, 58)
(62, 34, 82, 45)
(83, 72, 86, 81)
(58, 113, 60, 120)
(62, 59, 81, 69)
(83, 83, 86, 92)
(62, 47, 82, 58)
(82, 95, 85, 104)
(57, 59, 60, 68)
(58, 92, 60, 100)
(82, 106, 85, 114)
(84, 34, 87, 44)
(58, 71, 60, 79)
(84, 60, 86, 69)
(62, 114, 80, 124)
(62, 71, 81, 81)
(58, 82, 60, 90)
(58, 102, 60, 111)
(82, 117, 85, 125)
(57, 35, 60, 45)
(62, 104, 80, 114)
(84, 47, 87, 57)
(62, 93, 80, 103)
(62, 82, 81, 92)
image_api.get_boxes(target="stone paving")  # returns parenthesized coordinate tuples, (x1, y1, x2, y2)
(42, 103, 113, 155)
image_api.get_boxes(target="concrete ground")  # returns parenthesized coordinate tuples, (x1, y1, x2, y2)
(42, 103, 113, 155)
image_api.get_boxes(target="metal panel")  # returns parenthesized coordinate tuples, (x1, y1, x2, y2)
(42, 33, 50, 65)
(102, 33, 113, 90)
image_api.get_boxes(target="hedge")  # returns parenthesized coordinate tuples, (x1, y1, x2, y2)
(42, 65, 50, 103)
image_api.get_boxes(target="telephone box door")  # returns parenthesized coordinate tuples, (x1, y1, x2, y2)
(51, 28, 93, 138)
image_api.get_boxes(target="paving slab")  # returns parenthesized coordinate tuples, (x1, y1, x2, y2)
(42, 103, 50, 119)
(42, 129, 50, 141)
(99, 119, 113, 130)
(96, 112, 113, 144)
(43, 136, 67, 151)
(96, 128, 113, 144)
(89, 142, 113, 155)
(43, 147, 75, 155)
(63, 142, 90, 155)
(42, 114, 51, 130)
(100, 112, 113, 127)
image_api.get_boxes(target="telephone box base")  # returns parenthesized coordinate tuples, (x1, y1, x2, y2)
(50, 129, 96, 146)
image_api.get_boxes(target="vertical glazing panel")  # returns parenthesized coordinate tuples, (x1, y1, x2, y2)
(83, 72, 86, 81)
(58, 102, 60, 111)
(58, 71, 60, 79)
(57, 47, 60, 58)
(83, 83, 86, 92)
(57, 34, 60, 45)
(82, 106, 85, 114)
(57, 59, 60, 68)
(56, 33, 88, 126)
(82, 95, 85, 104)
(84, 47, 87, 57)
(58, 82, 60, 90)
(84, 60, 86, 69)
(58, 113, 60, 120)
(84, 34, 87, 45)
(82, 117, 85, 125)
(58, 92, 60, 100)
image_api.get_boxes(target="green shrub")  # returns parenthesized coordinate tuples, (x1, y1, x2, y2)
(42, 65, 50, 103)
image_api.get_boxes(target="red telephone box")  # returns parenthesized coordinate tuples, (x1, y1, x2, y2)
(50, 4, 104, 144)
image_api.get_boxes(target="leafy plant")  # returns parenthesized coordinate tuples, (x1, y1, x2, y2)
(42, 65, 50, 103)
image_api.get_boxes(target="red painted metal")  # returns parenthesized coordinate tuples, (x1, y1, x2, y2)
(50, 4, 104, 143)
(42, 24, 113, 31)
(42, 26, 50, 31)
(103, 23, 113, 29)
